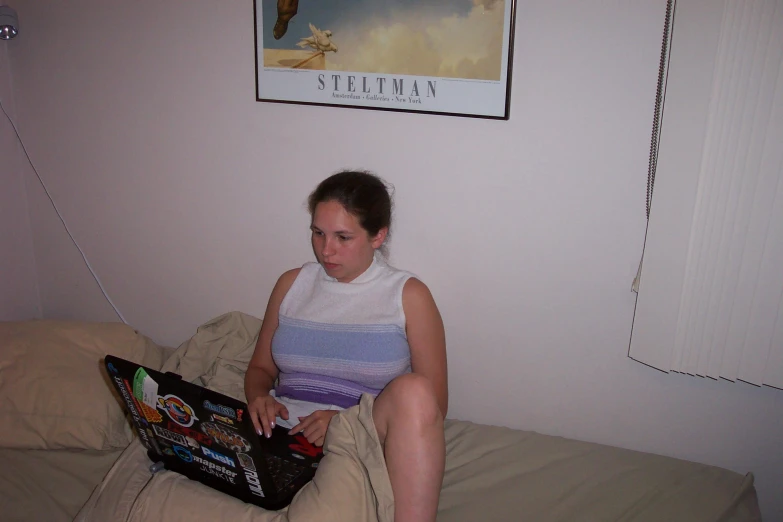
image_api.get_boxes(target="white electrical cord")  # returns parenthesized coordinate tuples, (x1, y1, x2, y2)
(0, 97, 128, 324)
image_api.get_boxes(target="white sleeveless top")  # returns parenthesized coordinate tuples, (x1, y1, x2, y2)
(271, 253, 415, 410)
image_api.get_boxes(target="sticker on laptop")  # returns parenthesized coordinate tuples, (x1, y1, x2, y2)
(157, 394, 199, 428)
(289, 434, 323, 458)
(123, 378, 163, 424)
(201, 422, 252, 453)
(203, 400, 237, 419)
(140, 402, 163, 424)
(165, 421, 211, 448)
(173, 445, 194, 462)
(194, 456, 238, 485)
(211, 413, 235, 426)
(236, 453, 255, 471)
(202, 446, 236, 468)
(132, 368, 159, 410)
(118, 377, 162, 424)
(148, 432, 164, 456)
(243, 468, 265, 498)
(152, 423, 189, 447)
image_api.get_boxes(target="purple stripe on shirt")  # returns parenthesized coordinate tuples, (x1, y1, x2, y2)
(275, 372, 385, 409)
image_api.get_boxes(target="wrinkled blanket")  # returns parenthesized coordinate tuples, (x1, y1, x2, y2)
(77, 311, 394, 522)
(76, 312, 761, 522)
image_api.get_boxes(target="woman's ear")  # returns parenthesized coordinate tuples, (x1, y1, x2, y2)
(371, 227, 388, 249)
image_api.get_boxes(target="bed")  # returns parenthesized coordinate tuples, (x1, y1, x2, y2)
(0, 314, 762, 522)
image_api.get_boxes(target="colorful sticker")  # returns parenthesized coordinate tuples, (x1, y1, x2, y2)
(132, 367, 159, 410)
(173, 445, 193, 462)
(115, 377, 154, 448)
(203, 400, 236, 419)
(123, 379, 162, 423)
(152, 423, 188, 446)
(157, 394, 198, 427)
(237, 453, 255, 471)
(165, 421, 212, 447)
(289, 434, 323, 458)
(211, 413, 235, 426)
(201, 422, 252, 453)
(139, 402, 163, 423)
(202, 446, 236, 468)
(117, 378, 140, 419)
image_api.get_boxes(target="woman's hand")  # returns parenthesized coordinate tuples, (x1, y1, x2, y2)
(248, 394, 289, 439)
(288, 410, 340, 447)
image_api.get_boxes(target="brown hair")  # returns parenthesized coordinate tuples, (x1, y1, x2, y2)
(308, 170, 392, 240)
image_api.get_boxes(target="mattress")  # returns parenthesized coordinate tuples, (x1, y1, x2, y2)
(71, 418, 761, 522)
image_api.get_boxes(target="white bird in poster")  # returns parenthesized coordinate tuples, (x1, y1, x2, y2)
(297, 23, 338, 53)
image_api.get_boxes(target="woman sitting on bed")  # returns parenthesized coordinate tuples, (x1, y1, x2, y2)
(245, 170, 448, 522)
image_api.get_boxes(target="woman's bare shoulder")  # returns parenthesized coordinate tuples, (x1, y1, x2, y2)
(274, 267, 302, 293)
(402, 277, 435, 301)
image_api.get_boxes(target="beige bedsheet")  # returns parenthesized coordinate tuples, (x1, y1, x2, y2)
(76, 312, 761, 522)
(0, 447, 123, 522)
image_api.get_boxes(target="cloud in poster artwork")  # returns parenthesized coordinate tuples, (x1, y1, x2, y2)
(473, 0, 503, 9)
(324, 0, 506, 81)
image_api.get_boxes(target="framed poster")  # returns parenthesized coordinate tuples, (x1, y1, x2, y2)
(254, 0, 517, 120)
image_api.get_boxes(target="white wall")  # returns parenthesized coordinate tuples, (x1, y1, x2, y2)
(0, 42, 39, 321)
(8, 1, 783, 518)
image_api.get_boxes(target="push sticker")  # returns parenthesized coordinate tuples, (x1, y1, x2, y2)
(157, 394, 199, 428)
(132, 367, 159, 410)
(202, 446, 236, 468)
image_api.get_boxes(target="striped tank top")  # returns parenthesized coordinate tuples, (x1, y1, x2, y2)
(271, 253, 414, 408)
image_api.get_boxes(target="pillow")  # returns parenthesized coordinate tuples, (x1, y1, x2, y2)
(0, 320, 170, 451)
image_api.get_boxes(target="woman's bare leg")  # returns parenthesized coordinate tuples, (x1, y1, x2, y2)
(373, 373, 445, 522)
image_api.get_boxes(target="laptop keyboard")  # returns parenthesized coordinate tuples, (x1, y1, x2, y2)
(265, 454, 305, 491)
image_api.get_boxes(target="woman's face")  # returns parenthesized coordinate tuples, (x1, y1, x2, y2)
(311, 200, 386, 283)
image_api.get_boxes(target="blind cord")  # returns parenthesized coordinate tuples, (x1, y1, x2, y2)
(0, 97, 128, 324)
(647, 0, 677, 220)
(633, 0, 677, 293)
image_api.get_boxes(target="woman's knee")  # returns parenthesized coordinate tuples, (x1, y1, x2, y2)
(380, 374, 442, 423)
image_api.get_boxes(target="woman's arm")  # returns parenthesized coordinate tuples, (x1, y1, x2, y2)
(402, 278, 448, 416)
(245, 267, 301, 437)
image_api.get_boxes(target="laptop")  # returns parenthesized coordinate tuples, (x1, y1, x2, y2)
(104, 355, 324, 511)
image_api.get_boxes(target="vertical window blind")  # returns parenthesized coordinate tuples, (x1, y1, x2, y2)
(630, 0, 783, 389)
